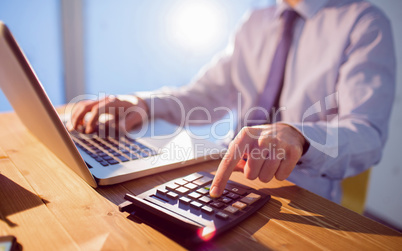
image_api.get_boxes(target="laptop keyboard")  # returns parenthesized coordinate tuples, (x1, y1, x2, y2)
(71, 134, 157, 166)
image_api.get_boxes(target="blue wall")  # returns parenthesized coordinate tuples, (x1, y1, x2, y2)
(84, 0, 274, 95)
(0, 0, 274, 112)
(0, 0, 64, 112)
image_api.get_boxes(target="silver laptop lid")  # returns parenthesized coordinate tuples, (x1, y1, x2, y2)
(0, 21, 97, 187)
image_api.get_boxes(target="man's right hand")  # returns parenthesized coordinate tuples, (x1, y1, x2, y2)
(67, 95, 149, 134)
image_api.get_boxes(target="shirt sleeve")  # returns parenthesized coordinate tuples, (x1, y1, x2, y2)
(136, 50, 237, 125)
(288, 7, 396, 180)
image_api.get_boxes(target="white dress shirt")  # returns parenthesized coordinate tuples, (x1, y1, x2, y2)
(138, 0, 396, 202)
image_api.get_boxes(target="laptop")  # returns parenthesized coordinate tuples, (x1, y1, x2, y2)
(0, 21, 225, 188)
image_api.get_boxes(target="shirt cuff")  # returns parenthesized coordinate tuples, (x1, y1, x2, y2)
(281, 122, 327, 178)
(278, 122, 310, 156)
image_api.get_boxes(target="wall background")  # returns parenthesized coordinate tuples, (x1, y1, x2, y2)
(83, 0, 270, 95)
(0, 0, 64, 110)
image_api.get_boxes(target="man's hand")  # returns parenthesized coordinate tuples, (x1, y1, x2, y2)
(209, 123, 306, 197)
(67, 95, 149, 134)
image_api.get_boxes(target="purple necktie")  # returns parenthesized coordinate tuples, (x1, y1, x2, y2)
(249, 10, 299, 125)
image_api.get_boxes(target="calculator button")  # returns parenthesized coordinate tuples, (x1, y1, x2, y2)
(166, 183, 179, 191)
(188, 192, 202, 200)
(196, 188, 209, 195)
(201, 206, 214, 214)
(226, 192, 240, 200)
(239, 193, 261, 205)
(227, 185, 247, 196)
(232, 201, 247, 210)
(199, 196, 212, 204)
(175, 186, 190, 194)
(193, 177, 213, 186)
(157, 187, 168, 195)
(216, 211, 229, 220)
(218, 197, 232, 204)
(224, 205, 239, 214)
(210, 201, 224, 209)
(166, 191, 179, 199)
(183, 173, 203, 182)
(174, 179, 188, 186)
(190, 201, 203, 209)
(184, 183, 198, 190)
(222, 190, 229, 195)
(179, 197, 191, 205)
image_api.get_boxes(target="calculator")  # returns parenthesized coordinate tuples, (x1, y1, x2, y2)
(119, 172, 270, 244)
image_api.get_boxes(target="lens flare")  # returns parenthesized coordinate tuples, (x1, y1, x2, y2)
(198, 225, 216, 241)
(167, 0, 225, 51)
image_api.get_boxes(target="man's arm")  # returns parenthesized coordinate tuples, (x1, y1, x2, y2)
(288, 7, 396, 180)
(136, 50, 238, 126)
(210, 5, 396, 195)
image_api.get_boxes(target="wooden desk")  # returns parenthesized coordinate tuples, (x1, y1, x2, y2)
(0, 111, 401, 250)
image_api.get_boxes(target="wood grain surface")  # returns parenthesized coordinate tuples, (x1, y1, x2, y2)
(0, 111, 401, 250)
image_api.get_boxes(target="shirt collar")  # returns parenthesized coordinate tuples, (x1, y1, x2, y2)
(274, 0, 329, 20)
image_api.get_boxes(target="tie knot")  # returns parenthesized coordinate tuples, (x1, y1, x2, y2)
(282, 9, 299, 26)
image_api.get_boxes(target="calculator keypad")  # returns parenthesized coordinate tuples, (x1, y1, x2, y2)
(120, 171, 270, 242)
(150, 173, 262, 221)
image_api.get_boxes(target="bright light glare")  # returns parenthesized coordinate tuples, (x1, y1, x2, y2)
(167, 1, 225, 51)
(198, 225, 216, 241)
